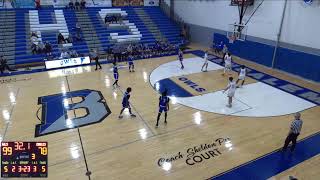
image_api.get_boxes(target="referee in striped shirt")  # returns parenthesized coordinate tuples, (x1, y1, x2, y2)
(282, 112, 303, 152)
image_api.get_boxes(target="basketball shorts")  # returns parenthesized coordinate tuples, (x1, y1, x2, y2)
(122, 103, 130, 108)
(159, 106, 168, 113)
(114, 73, 119, 80)
(228, 91, 235, 97)
(238, 75, 245, 80)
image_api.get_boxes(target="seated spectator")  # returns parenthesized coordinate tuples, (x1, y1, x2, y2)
(80, 0, 86, 9)
(0, 55, 16, 74)
(112, 14, 117, 24)
(58, 33, 66, 44)
(105, 14, 110, 24)
(31, 43, 37, 55)
(30, 35, 38, 45)
(116, 14, 123, 24)
(66, 35, 73, 43)
(60, 50, 70, 59)
(67, 0, 74, 9)
(70, 50, 78, 58)
(75, 0, 80, 10)
(45, 41, 52, 56)
(37, 41, 45, 54)
(31, 31, 38, 38)
(35, 0, 40, 9)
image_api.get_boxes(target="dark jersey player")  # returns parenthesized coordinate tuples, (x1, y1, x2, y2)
(128, 55, 135, 72)
(112, 62, 119, 88)
(119, 87, 136, 119)
(156, 90, 170, 127)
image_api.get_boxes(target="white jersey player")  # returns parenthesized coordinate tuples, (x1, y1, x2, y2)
(201, 51, 209, 72)
(223, 53, 232, 76)
(236, 65, 246, 88)
(223, 77, 236, 108)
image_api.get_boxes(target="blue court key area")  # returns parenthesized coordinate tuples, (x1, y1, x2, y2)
(156, 78, 193, 97)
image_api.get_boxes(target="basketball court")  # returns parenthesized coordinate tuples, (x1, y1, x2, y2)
(0, 0, 319, 179)
(0, 49, 319, 179)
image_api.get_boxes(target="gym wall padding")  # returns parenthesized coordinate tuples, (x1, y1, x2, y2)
(213, 33, 320, 82)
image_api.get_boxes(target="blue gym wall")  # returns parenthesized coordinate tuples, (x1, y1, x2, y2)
(213, 33, 320, 82)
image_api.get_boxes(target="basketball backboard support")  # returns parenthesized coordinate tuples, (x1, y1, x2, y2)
(227, 23, 248, 43)
(227, 0, 252, 43)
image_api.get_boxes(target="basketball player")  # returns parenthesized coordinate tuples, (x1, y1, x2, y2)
(119, 87, 136, 119)
(223, 77, 236, 108)
(156, 90, 170, 127)
(223, 53, 232, 76)
(112, 62, 119, 88)
(236, 65, 246, 88)
(128, 54, 135, 72)
(178, 48, 184, 69)
(201, 50, 209, 72)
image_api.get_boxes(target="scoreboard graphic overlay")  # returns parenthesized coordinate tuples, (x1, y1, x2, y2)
(1, 142, 48, 178)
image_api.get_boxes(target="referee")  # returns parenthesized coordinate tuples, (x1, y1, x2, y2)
(90, 49, 102, 71)
(282, 112, 303, 152)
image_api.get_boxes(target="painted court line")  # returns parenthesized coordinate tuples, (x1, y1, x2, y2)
(190, 50, 320, 106)
(209, 132, 320, 180)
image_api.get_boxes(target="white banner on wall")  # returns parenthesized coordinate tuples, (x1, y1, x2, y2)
(45, 57, 91, 69)
(51, 0, 112, 7)
(144, 0, 159, 6)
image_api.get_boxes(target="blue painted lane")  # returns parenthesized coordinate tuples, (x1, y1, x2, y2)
(210, 132, 320, 180)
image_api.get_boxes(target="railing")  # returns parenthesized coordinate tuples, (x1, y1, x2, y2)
(11, 0, 34, 8)
(159, 0, 190, 41)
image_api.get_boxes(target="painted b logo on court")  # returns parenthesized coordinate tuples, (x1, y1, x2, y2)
(35, 89, 111, 137)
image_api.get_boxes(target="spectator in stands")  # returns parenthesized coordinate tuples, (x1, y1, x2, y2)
(70, 50, 78, 58)
(60, 49, 70, 59)
(66, 35, 73, 43)
(31, 31, 38, 38)
(58, 33, 66, 44)
(105, 14, 110, 25)
(80, 0, 86, 9)
(75, 0, 80, 11)
(35, 0, 41, 9)
(68, 0, 74, 9)
(117, 14, 123, 24)
(30, 35, 38, 45)
(44, 41, 52, 57)
(112, 14, 117, 24)
(0, 55, 16, 74)
(37, 41, 45, 54)
(31, 43, 37, 55)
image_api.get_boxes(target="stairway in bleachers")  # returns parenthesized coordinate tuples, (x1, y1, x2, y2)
(0, 7, 182, 67)
(0, 11, 16, 65)
(133, 8, 165, 41)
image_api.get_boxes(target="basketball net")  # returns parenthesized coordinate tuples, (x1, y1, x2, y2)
(228, 34, 236, 44)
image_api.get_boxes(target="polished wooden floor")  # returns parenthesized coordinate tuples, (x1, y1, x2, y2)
(0, 51, 319, 180)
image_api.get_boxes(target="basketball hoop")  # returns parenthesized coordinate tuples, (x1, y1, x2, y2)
(227, 23, 248, 42)
(228, 35, 236, 44)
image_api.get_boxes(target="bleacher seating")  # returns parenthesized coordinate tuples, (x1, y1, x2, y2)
(0, 6, 182, 67)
